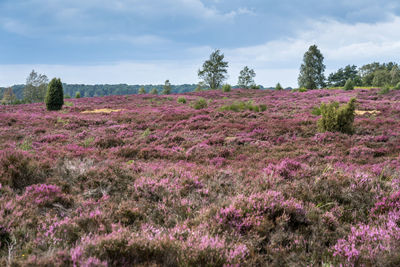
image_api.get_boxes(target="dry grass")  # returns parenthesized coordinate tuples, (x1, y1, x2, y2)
(82, 108, 123, 114)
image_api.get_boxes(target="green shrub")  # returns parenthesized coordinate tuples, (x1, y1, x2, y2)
(317, 98, 356, 134)
(311, 106, 322, 116)
(222, 84, 231, 92)
(275, 83, 283, 90)
(220, 101, 266, 112)
(378, 86, 390, 95)
(394, 82, 400, 90)
(64, 94, 71, 99)
(343, 79, 354, 91)
(75, 92, 81, 98)
(150, 88, 158, 95)
(177, 97, 187, 104)
(250, 84, 260, 89)
(45, 78, 64, 111)
(193, 98, 208, 109)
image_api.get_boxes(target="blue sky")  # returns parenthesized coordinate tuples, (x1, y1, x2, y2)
(1, 0, 400, 87)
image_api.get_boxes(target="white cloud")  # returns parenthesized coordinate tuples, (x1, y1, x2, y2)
(224, 15, 400, 87)
(2, 15, 400, 88)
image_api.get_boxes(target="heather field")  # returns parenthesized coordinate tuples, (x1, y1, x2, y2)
(1, 88, 400, 266)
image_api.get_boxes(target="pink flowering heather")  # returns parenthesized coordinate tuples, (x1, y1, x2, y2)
(0, 89, 400, 265)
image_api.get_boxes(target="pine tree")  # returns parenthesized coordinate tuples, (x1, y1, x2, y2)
(298, 45, 326, 89)
(275, 83, 283, 90)
(150, 88, 158, 95)
(198, 50, 228, 89)
(343, 79, 354, 91)
(45, 78, 64, 111)
(75, 91, 81, 98)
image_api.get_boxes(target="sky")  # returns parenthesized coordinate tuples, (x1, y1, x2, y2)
(1, 0, 400, 87)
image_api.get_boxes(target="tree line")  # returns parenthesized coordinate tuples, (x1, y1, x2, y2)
(2, 45, 399, 105)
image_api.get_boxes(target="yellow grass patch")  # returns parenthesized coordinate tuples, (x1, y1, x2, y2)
(82, 108, 123, 114)
(355, 110, 380, 115)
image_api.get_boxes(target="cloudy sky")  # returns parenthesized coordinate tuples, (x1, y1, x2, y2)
(1, 0, 400, 87)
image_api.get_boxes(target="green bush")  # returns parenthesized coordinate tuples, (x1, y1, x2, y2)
(275, 83, 283, 90)
(378, 86, 391, 95)
(317, 98, 356, 134)
(64, 94, 71, 99)
(222, 84, 231, 92)
(150, 88, 158, 95)
(45, 78, 64, 111)
(298, 88, 308, 92)
(220, 100, 266, 112)
(343, 79, 354, 91)
(394, 82, 400, 90)
(311, 106, 322, 116)
(75, 92, 81, 98)
(250, 84, 260, 89)
(193, 98, 208, 109)
(177, 97, 187, 104)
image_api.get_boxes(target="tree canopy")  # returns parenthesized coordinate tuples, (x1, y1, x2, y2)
(298, 45, 326, 89)
(198, 49, 228, 89)
(238, 66, 256, 89)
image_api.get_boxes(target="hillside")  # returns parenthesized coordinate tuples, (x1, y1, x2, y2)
(1, 89, 400, 266)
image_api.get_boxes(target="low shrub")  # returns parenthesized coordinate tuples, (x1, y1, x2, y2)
(0, 149, 43, 191)
(343, 79, 354, 91)
(75, 92, 81, 98)
(177, 97, 187, 104)
(222, 84, 231, 92)
(378, 86, 390, 95)
(317, 98, 356, 134)
(193, 98, 208, 109)
(394, 82, 400, 90)
(220, 101, 266, 112)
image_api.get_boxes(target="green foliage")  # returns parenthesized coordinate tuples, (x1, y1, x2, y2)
(64, 101, 73, 107)
(45, 78, 64, 111)
(18, 138, 33, 151)
(138, 87, 146, 94)
(359, 62, 400, 87)
(198, 50, 228, 89)
(378, 86, 391, 95)
(222, 84, 231, 92)
(142, 128, 151, 138)
(1, 87, 17, 105)
(75, 91, 81, 98)
(394, 82, 400, 90)
(317, 98, 356, 134)
(177, 96, 187, 104)
(327, 65, 361, 87)
(193, 98, 208, 109)
(311, 106, 322, 116)
(162, 80, 172, 95)
(24, 70, 49, 103)
(298, 45, 326, 89)
(343, 79, 354, 91)
(220, 100, 266, 112)
(250, 85, 260, 89)
(150, 88, 158, 95)
(238, 66, 256, 89)
(64, 94, 71, 99)
(275, 83, 283, 90)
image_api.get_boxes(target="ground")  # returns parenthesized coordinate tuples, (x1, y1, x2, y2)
(0, 88, 400, 266)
